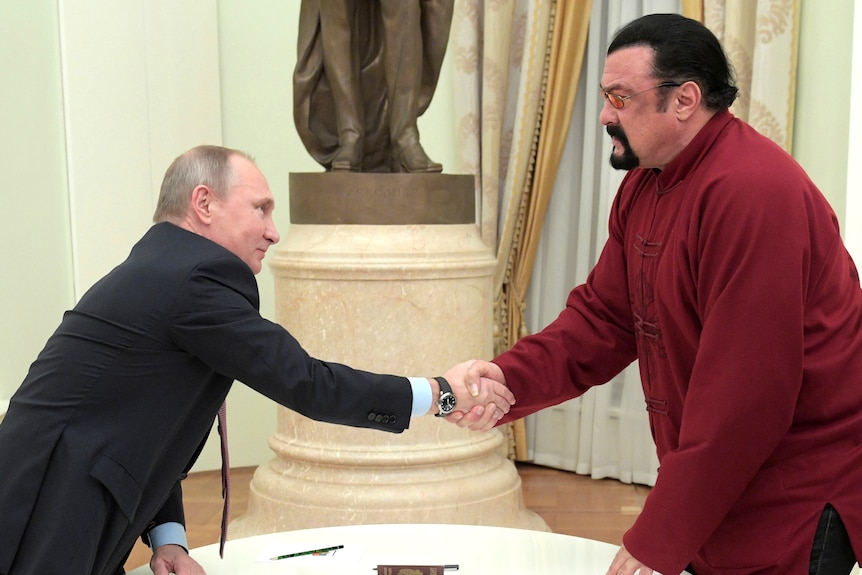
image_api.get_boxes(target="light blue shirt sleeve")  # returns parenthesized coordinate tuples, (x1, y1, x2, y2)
(408, 376, 432, 416)
(147, 522, 189, 551)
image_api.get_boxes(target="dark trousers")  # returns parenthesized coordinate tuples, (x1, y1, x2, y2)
(810, 504, 857, 575)
(685, 504, 856, 575)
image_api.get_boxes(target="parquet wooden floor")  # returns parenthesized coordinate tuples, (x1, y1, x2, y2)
(124, 462, 650, 571)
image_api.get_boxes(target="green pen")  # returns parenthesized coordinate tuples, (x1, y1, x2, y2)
(270, 544, 344, 560)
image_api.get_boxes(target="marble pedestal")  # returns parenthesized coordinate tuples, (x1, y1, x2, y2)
(230, 173, 547, 536)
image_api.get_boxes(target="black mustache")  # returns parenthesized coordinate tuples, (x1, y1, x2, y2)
(606, 125, 626, 141)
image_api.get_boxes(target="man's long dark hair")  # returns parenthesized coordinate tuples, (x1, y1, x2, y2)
(609, 13, 739, 110)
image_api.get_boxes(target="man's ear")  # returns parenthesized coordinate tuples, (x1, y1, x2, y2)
(675, 80, 702, 121)
(190, 185, 215, 223)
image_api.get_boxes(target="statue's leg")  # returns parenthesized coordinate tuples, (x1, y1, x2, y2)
(320, 0, 364, 171)
(380, 0, 442, 173)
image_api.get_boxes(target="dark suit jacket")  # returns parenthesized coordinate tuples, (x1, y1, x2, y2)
(0, 223, 412, 575)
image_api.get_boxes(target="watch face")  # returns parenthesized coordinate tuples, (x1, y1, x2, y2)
(439, 392, 457, 414)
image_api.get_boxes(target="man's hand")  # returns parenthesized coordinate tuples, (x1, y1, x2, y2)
(605, 544, 654, 575)
(437, 360, 513, 431)
(150, 544, 206, 575)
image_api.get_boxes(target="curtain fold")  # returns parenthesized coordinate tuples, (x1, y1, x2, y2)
(451, 0, 536, 250)
(451, 1, 591, 459)
(682, 0, 704, 21)
(451, 0, 557, 457)
(703, 0, 800, 152)
(508, 1, 593, 350)
(504, 1, 593, 459)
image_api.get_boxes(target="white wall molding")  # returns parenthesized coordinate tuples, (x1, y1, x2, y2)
(846, 0, 862, 261)
(58, 0, 223, 297)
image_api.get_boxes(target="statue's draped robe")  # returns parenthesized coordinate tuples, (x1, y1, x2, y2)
(294, 0, 453, 172)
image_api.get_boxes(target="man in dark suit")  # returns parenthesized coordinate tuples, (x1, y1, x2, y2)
(0, 145, 512, 575)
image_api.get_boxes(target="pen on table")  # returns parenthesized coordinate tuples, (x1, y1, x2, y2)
(270, 544, 344, 560)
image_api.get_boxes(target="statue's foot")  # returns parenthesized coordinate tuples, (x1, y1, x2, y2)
(331, 144, 363, 172)
(391, 142, 442, 173)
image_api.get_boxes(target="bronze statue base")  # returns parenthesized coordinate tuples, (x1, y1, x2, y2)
(288, 172, 475, 225)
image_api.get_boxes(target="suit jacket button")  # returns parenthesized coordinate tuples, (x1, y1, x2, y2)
(367, 413, 376, 421)
(375, 414, 383, 423)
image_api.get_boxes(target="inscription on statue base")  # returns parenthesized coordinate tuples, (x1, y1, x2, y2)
(289, 172, 475, 225)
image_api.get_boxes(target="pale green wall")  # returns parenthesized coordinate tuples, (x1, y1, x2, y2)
(0, 2, 73, 399)
(218, 2, 313, 319)
(793, 0, 854, 222)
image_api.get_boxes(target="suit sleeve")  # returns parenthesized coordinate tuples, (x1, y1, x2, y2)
(141, 434, 211, 548)
(143, 482, 186, 545)
(170, 256, 414, 433)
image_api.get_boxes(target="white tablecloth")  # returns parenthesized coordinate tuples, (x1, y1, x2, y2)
(126, 523, 621, 574)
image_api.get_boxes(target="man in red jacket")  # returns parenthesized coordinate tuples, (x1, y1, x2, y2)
(448, 13, 860, 575)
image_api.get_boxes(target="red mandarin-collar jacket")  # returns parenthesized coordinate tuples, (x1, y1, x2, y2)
(495, 110, 862, 574)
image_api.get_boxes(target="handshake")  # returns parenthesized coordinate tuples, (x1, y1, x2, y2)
(425, 360, 513, 432)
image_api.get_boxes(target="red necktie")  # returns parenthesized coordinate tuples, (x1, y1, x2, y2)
(217, 402, 231, 558)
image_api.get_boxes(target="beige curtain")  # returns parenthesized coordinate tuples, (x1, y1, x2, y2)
(502, 2, 592, 459)
(451, 0, 592, 459)
(682, 0, 704, 21)
(499, 1, 593, 355)
(703, 0, 800, 151)
(450, 0, 548, 249)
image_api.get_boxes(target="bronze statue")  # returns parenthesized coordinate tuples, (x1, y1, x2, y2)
(294, 0, 455, 173)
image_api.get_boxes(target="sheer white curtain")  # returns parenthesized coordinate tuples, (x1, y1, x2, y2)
(522, 0, 683, 486)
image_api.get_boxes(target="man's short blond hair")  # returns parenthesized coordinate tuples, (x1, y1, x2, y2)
(153, 145, 256, 223)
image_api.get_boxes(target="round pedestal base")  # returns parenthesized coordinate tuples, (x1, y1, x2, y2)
(232, 175, 548, 535)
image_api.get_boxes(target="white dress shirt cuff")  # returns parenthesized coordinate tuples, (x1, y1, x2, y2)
(407, 376, 432, 416)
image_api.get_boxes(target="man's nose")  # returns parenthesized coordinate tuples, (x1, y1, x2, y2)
(599, 100, 616, 126)
(266, 220, 280, 244)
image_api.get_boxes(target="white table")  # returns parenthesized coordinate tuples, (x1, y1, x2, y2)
(126, 523, 621, 574)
